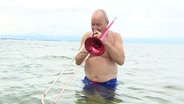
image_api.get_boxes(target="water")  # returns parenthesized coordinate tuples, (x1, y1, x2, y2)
(0, 39, 184, 104)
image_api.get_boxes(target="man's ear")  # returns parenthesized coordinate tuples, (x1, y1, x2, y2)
(107, 20, 109, 25)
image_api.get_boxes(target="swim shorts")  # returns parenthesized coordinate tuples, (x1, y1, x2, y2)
(82, 76, 118, 100)
(82, 76, 117, 88)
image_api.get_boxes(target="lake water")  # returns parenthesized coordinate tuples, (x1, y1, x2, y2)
(0, 39, 184, 104)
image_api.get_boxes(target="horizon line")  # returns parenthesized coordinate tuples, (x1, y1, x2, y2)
(0, 36, 184, 44)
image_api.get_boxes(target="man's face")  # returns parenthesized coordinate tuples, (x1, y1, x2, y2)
(91, 13, 108, 33)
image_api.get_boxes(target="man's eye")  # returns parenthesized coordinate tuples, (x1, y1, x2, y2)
(91, 24, 101, 27)
(97, 24, 101, 26)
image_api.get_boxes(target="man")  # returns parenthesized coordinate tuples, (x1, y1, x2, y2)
(75, 9, 125, 98)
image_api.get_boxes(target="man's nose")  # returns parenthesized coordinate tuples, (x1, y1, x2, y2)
(92, 25, 98, 30)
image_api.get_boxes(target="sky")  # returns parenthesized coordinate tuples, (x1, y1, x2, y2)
(0, 0, 184, 43)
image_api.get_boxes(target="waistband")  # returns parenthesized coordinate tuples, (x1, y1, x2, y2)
(82, 76, 117, 87)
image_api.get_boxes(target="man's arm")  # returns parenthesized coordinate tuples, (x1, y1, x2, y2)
(75, 33, 90, 65)
(104, 33, 125, 65)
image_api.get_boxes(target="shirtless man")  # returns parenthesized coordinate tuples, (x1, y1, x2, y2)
(75, 9, 125, 87)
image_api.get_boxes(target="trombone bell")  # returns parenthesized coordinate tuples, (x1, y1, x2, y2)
(85, 37, 105, 56)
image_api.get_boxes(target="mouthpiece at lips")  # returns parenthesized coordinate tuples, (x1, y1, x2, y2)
(93, 31, 98, 34)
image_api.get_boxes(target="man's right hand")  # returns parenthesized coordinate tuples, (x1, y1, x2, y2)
(93, 30, 102, 38)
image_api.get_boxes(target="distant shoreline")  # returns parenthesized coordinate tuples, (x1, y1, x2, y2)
(1, 37, 183, 44)
(0, 37, 79, 42)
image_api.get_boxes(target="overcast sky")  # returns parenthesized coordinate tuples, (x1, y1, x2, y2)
(0, 0, 184, 40)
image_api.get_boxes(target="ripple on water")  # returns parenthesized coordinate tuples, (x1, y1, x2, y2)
(143, 96, 171, 104)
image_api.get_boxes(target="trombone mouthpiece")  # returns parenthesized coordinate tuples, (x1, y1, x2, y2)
(93, 31, 98, 35)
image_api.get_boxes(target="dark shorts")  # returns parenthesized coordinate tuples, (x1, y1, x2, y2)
(82, 76, 118, 100)
(82, 76, 118, 88)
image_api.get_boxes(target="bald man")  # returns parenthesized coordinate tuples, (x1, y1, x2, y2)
(75, 9, 125, 89)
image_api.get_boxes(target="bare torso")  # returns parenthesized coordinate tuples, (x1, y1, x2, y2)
(84, 31, 118, 82)
(75, 11, 125, 83)
(85, 56, 117, 82)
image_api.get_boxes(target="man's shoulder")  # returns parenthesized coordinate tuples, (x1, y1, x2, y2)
(109, 31, 121, 37)
(81, 32, 92, 41)
(84, 31, 92, 35)
(82, 32, 92, 38)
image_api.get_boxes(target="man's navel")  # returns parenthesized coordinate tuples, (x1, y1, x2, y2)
(91, 76, 98, 82)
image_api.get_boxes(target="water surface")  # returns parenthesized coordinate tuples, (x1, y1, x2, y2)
(0, 39, 184, 104)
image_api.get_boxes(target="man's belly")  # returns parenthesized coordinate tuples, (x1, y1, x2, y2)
(84, 56, 118, 82)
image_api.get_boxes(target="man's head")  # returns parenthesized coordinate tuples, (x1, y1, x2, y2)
(91, 9, 109, 33)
